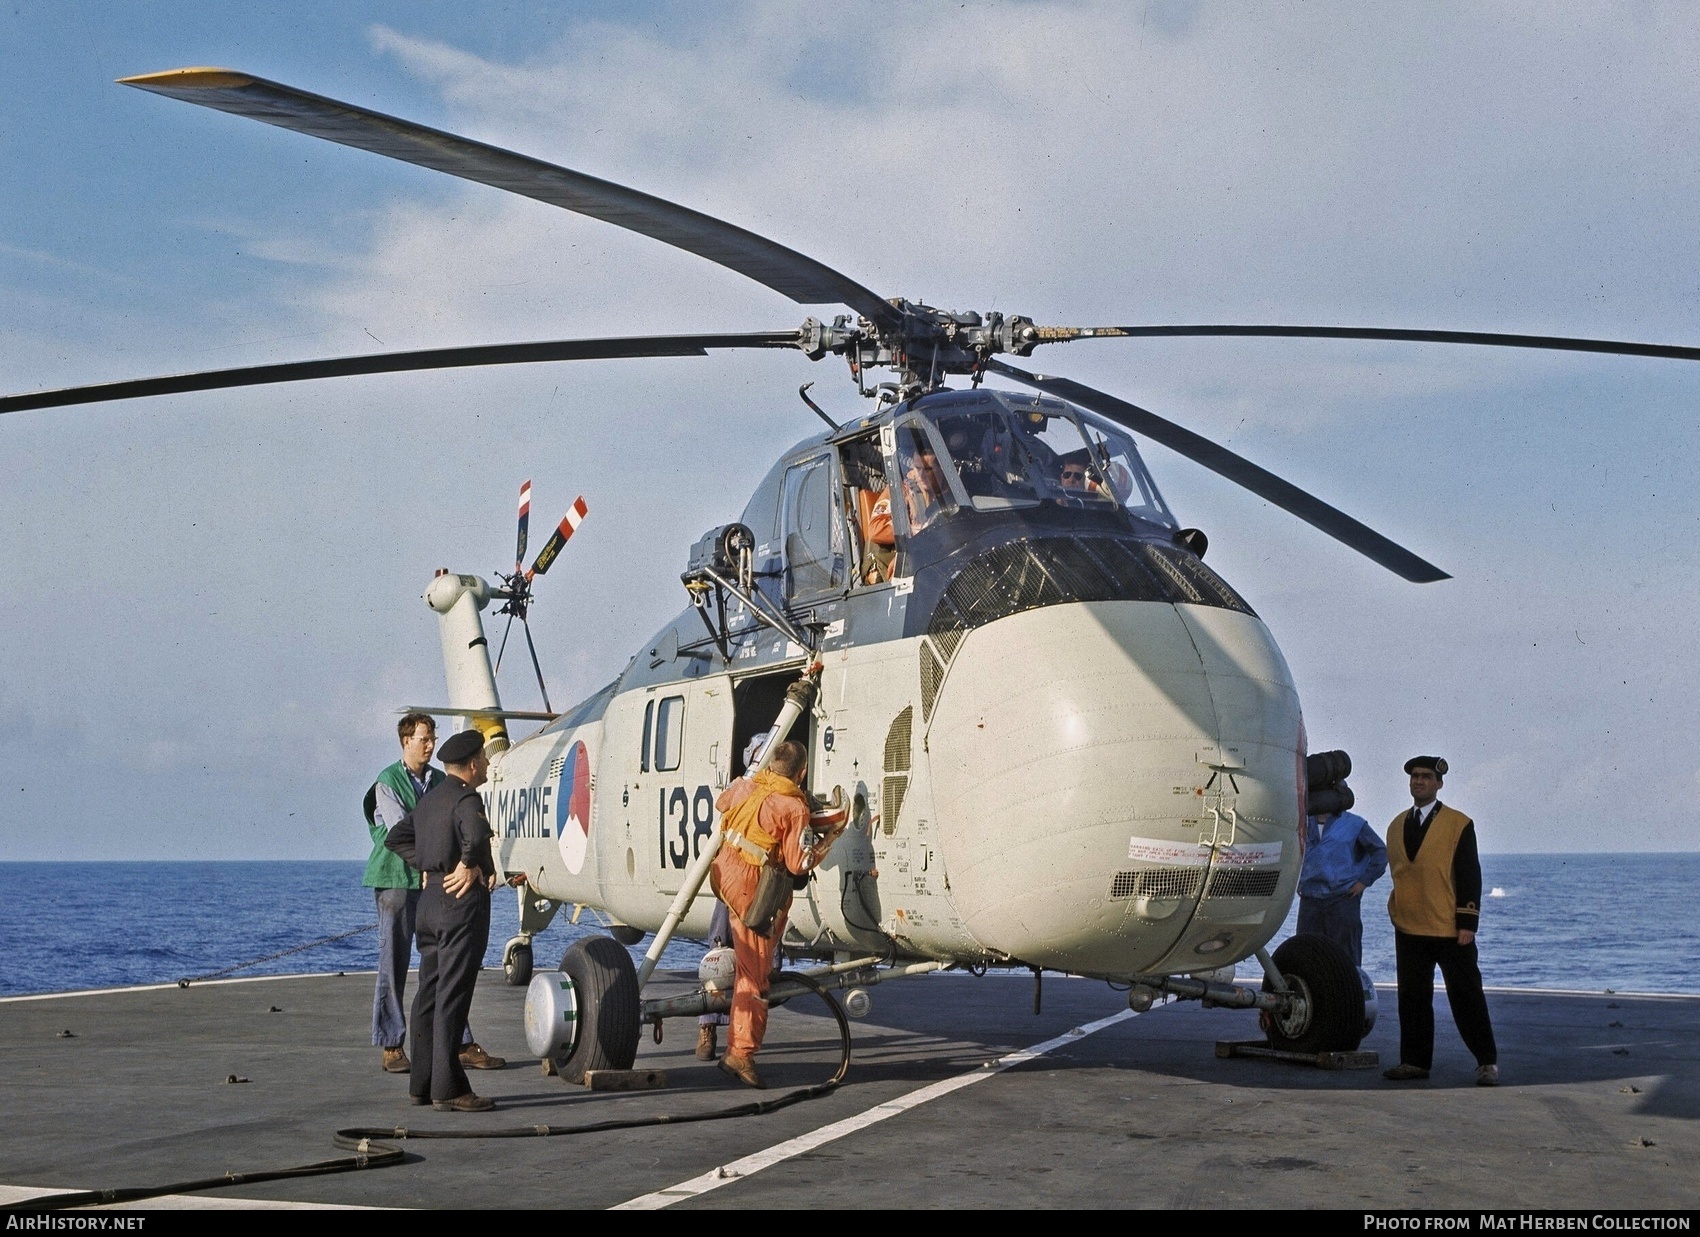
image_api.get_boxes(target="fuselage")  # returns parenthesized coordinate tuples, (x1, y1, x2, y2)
(477, 388, 1306, 980)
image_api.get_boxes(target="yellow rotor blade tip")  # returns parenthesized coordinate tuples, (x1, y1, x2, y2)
(117, 68, 255, 90)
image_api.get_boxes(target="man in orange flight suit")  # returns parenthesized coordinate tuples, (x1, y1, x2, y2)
(710, 739, 841, 1088)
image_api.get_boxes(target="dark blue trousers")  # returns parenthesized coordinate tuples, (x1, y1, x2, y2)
(410, 885, 491, 1102)
(1297, 892, 1365, 965)
(1394, 930, 1498, 1070)
(373, 885, 473, 1050)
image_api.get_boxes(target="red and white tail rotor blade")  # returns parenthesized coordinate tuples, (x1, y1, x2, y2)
(515, 479, 532, 574)
(527, 496, 588, 580)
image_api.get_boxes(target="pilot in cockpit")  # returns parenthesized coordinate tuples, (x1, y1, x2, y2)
(1057, 450, 1091, 493)
(899, 432, 947, 532)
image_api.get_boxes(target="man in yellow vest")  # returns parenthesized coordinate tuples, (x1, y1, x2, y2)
(1382, 756, 1499, 1086)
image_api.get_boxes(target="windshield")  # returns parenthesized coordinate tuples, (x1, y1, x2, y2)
(909, 404, 1174, 528)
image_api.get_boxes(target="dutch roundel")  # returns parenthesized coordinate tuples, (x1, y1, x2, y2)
(555, 741, 592, 875)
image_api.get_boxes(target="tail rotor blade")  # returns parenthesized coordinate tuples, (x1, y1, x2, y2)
(515, 479, 532, 574)
(987, 360, 1449, 584)
(527, 496, 588, 580)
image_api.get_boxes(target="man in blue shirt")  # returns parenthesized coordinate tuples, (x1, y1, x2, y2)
(1297, 801, 1388, 966)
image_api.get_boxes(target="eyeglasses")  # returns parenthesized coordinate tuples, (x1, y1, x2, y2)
(1060, 469, 1085, 481)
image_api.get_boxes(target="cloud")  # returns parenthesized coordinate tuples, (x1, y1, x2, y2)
(6, 3, 1700, 859)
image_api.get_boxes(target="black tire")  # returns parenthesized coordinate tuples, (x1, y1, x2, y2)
(1261, 933, 1365, 1053)
(503, 942, 533, 987)
(552, 935, 641, 1083)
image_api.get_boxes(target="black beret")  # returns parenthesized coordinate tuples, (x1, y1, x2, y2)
(1403, 755, 1448, 777)
(439, 730, 486, 764)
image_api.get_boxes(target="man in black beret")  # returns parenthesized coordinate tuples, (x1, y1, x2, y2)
(1382, 755, 1500, 1086)
(385, 729, 501, 1111)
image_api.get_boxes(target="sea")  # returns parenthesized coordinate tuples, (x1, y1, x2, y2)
(0, 854, 1694, 999)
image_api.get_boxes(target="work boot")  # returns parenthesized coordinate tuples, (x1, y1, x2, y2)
(459, 1042, 506, 1070)
(695, 1025, 718, 1061)
(381, 1046, 410, 1074)
(1382, 1063, 1430, 1081)
(1475, 1063, 1501, 1087)
(432, 1091, 496, 1112)
(719, 1052, 765, 1089)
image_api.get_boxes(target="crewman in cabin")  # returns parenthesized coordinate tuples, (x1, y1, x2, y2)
(857, 485, 896, 584)
(361, 713, 501, 1075)
(1381, 755, 1500, 1087)
(709, 739, 846, 1088)
(384, 729, 502, 1111)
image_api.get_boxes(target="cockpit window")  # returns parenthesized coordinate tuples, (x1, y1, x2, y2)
(893, 420, 957, 534)
(914, 404, 1174, 528)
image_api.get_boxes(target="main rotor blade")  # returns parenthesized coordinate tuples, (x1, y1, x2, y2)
(1030, 324, 1700, 363)
(987, 360, 1450, 584)
(0, 331, 800, 415)
(120, 68, 899, 329)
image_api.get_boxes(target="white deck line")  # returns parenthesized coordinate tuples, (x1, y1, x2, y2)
(611, 1004, 1146, 1211)
(0, 970, 379, 1004)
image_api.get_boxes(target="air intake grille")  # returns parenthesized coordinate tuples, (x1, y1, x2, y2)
(1110, 868, 1203, 901)
(932, 624, 965, 663)
(881, 706, 913, 836)
(881, 776, 908, 836)
(1205, 869, 1281, 899)
(919, 643, 944, 721)
(927, 536, 1254, 646)
(883, 706, 913, 774)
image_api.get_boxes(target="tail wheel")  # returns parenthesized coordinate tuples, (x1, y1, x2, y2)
(551, 935, 641, 1083)
(1261, 933, 1365, 1053)
(502, 939, 534, 987)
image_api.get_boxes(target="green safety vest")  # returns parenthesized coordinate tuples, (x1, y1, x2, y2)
(362, 760, 444, 889)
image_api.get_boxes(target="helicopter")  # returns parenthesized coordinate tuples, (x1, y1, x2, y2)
(7, 66, 1700, 1081)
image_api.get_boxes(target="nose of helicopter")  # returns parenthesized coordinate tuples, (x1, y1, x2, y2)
(926, 599, 1304, 975)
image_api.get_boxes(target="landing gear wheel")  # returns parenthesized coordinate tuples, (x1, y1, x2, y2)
(1261, 933, 1365, 1053)
(502, 938, 534, 987)
(551, 935, 641, 1083)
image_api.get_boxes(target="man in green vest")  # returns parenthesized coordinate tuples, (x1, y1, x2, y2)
(1381, 755, 1499, 1086)
(363, 712, 504, 1074)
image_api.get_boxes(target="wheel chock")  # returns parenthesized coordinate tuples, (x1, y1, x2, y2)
(1215, 1039, 1379, 1070)
(583, 1068, 668, 1091)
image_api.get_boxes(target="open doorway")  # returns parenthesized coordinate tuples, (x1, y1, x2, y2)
(731, 668, 811, 780)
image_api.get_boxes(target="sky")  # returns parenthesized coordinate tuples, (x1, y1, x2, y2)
(2, 1, 1698, 860)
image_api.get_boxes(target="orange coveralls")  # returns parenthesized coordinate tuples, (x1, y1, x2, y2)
(712, 772, 813, 1059)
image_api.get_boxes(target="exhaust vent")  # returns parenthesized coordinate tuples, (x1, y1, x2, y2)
(1204, 869, 1281, 899)
(1109, 868, 1203, 901)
